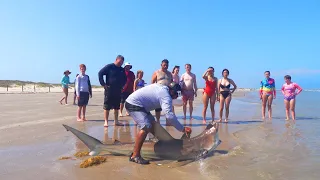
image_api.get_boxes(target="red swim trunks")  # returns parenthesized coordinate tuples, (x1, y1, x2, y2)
(182, 89, 195, 102)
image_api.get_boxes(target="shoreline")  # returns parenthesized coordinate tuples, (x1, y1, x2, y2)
(0, 90, 267, 180)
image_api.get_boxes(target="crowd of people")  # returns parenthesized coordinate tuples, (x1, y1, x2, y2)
(58, 55, 303, 125)
(58, 55, 303, 164)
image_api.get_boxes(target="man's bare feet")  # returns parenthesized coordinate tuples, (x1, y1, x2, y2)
(217, 119, 222, 123)
(224, 119, 228, 123)
(82, 117, 87, 121)
(77, 118, 84, 122)
(59, 101, 63, 105)
(119, 113, 123, 117)
(262, 116, 266, 120)
(202, 120, 206, 124)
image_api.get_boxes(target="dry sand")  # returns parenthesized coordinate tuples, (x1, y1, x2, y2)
(0, 89, 249, 180)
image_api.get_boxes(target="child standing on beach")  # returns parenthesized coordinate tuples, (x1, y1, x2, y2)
(133, 70, 145, 91)
(75, 64, 92, 122)
(281, 75, 302, 120)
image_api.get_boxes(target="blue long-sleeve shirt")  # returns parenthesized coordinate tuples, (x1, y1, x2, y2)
(126, 83, 184, 132)
(61, 75, 71, 88)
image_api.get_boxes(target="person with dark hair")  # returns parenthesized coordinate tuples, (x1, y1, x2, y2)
(201, 67, 217, 124)
(281, 75, 303, 120)
(217, 69, 237, 123)
(180, 63, 198, 119)
(259, 71, 276, 120)
(125, 82, 192, 164)
(98, 55, 127, 127)
(151, 59, 173, 123)
(172, 66, 180, 84)
(59, 70, 72, 105)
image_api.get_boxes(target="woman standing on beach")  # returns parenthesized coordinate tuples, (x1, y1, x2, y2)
(202, 67, 218, 124)
(172, 66, 180, 84)
(217, 69, 237, 123)
(259, 71, 276, 120)
(281, 75, 303, 120)
(133, 70, 145, 91)
(59, 70, 72, 105)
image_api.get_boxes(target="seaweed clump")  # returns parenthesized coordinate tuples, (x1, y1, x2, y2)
(74, 151, 90, 157)
(79, 156, 107, 168)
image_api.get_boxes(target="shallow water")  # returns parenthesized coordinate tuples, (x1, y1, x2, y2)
(1, 91, 319, 179)
(214, 91, 320, 180)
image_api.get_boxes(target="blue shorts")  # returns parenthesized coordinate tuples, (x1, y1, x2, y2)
(125, 102, 155, 130)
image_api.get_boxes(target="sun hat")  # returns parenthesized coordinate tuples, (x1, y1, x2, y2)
(124, 62, 132, 69)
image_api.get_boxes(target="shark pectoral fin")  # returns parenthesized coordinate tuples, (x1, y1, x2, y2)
(153, 122, 175, 141)
(62, 124, 103, 153)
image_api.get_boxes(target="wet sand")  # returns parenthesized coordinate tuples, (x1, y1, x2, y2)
(0, 90, 268, 180)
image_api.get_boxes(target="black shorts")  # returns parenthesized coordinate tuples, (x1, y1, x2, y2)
(78, 92, 89, 106)
(121, 92, 131, 104)
(103, 88, 121, 110)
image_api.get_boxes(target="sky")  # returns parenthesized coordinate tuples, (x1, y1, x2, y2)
(0, 0, 319, 89)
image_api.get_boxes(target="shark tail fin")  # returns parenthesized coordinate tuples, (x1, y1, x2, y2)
(62, 124, 103, 155)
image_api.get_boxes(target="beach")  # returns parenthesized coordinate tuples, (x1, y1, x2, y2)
(0, 89, 319, 180)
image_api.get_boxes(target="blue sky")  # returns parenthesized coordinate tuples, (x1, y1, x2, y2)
(0, 0, 319, 89)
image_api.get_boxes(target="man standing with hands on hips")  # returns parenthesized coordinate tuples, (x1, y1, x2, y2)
(98, 55, 127, 127)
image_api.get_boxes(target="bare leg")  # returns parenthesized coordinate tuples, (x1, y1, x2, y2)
(104, 110, 109, 127)
(130, 129, 149, 164)
(210, 95, 216, 122)
(77, 106, 82, 121)
(261, 94, 267, 119)
(82, 106, 87, 121)
(182, 101, 187, 119)
(64, 88, 69, 104)
(73, 94, 77, 105)
(224, 94, 232, 122)
(219, 94, 225, 122)
(202, 93, 209, 123)
(267, 95, 273, 120)
(284, 100, 290, 120)
(119, 103, 124, 117)
(155, 111, 161, 122)
(290, 99, 296, 120)
(114, 110, 124, 126)
(189, 100, 194, 119)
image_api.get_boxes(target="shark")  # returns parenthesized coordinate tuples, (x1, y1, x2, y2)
(62, 122, 221, 164)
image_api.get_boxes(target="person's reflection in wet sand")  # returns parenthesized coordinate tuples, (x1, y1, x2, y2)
(104, 126, 120, 144)
(284, 120, 302, 143)
(119, 121, 133, 142)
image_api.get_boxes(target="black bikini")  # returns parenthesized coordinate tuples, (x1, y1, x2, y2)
(220, 83, 231, 99)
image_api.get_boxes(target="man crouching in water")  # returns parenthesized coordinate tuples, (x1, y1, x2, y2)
(125, 82, 192, 164)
